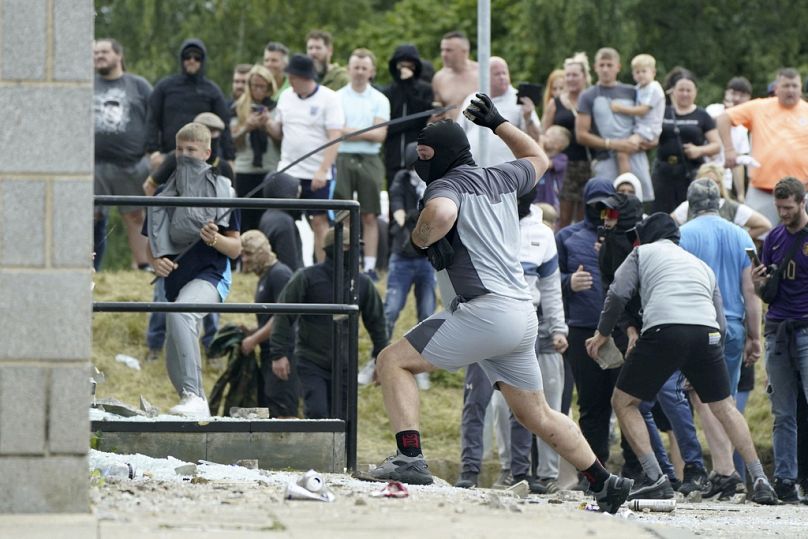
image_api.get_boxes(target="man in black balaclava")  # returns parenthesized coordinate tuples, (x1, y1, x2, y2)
(362, 93, 634, 515)
(259, 172, 304, 271)
(146, 38, 235, 171)
(587, 212, 779, 504)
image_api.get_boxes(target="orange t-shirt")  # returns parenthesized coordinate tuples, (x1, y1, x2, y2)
(726, 97, 808, 190)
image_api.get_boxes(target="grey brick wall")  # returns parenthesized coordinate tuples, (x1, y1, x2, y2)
(0, 0, 93, 515)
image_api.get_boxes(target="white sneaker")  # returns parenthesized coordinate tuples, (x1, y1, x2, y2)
(357, 358, 376, 385)
(169, 392, 210, 418)
(415, 372, 431, 390)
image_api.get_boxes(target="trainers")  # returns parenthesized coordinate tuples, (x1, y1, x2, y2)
(367, 452, 433, 485)
(572, 473, 591, 493)
(702, 471, 745, 500)
(491, 469, 513, 489)
(454, 471, 478, 489)
(593, 474, 634, 514)
(751, 477, 779, 505)
(628, 474, 675, 500)
(357, 358, 376, 385)
(530, 477, 559, 494)
(145, 348, 161, 363)
(773, 477, 800, 504)
(679, 463, 709, 495)
(168, 392, 210, 418)
(415, 372, 431, 390)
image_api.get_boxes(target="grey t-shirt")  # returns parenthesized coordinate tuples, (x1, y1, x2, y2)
(94, 73, 152, 164)
(424, 159, 536, 302)
(578, 83, 636, 159)
(635, 80, 666, 141)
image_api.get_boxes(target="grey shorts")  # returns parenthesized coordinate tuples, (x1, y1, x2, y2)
(94, 156, 150, 214)
(405, 294, 541, 391)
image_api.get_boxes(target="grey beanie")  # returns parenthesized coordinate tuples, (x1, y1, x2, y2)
(687, 178, 720, 216)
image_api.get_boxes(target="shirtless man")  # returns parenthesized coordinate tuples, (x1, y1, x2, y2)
(431, 31, 478, 121)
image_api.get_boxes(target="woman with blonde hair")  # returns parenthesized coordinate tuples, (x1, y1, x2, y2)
(670, 162, 772, 239)
(542, 69, 565, 109)
(230, 64, 279, 231)
(542, 52, 592, 227)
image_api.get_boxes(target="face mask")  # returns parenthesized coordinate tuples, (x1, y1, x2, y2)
(414, 120, 476, 184)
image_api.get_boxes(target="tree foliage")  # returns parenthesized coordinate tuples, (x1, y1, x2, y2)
(95, 0, 808, 107)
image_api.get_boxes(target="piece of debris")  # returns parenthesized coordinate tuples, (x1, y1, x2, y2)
(115, 354, 141, 371)
(629, 499, 676, 512)
(686, 490, 703, 503)
(486, 493, 505, 509)
(285, 470, 336, 502)
(94, 398, 146, 417)
(505, 479, 530, 499)
(174, 464, 197, 476)
(370, 481, 409, 498)
(355, 498, 367, 506)
(190, 476, 209, 485)
(235, 459, 259, 470)
(229, 407, 270, 419)
(98, 462, 134, 479)
(139, 396, 160, 417)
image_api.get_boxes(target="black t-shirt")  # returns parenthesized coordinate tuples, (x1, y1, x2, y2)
(255, 262, 294, 363)
(94, 73, 152, 164)
(656, 106, 715, 167)
(552, 96, 589, 162)
(259, 210, 304, 271)
(152, 152, 235, 185)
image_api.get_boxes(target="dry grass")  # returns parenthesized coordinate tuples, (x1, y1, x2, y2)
(92, 270, 773, 468)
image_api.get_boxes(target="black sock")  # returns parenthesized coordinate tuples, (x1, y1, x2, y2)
(581, 459, 610, 492)
(395, 430, 422, 457)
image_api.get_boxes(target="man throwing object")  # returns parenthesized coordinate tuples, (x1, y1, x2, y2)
(363, 94, 634, 514)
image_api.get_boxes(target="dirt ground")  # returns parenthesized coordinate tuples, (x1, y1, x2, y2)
(88, 452, 807, 539)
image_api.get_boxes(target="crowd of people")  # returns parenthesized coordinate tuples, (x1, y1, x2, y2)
(93, 31, 808, 509)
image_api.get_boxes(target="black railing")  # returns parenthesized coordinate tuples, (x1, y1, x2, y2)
(93, 195, 361, 471)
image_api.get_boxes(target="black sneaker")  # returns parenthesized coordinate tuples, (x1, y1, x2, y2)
(454, 471, 478, 489)
(366, 453, 433, 485)
(679, 463, 709, 495)
(628, 474, 675, 500)
(702, 471, 744, 500)
(773, 477, 800, 504)
(593, 474, 634, 514)
(751, 478, 779, 505)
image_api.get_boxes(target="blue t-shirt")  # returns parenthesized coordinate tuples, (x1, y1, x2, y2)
(680, 214, 753, 320)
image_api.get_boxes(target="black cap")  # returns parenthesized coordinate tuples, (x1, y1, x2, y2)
(285, 54, 317, 80)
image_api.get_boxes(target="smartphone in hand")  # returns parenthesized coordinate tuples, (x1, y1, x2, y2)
(745, 247, 762, 267)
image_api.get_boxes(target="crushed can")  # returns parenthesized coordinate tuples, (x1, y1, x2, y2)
(284, 470, 336, 502)
(629, 499, 676, 512)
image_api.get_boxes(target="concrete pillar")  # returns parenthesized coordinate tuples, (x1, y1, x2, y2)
(0, 0, 94, 513)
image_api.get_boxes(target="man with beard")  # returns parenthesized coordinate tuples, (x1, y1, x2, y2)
(268, 227, 388, 419)
(363, 95, 633, 515)
(239, 230, 296, 417)
(306, 30, 348, 91)
(93, 38, 152, 270)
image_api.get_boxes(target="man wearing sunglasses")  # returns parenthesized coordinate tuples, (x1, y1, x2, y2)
(146, 39, 235, 173)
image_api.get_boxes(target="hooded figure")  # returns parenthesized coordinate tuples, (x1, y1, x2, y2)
(258, 172, 304, 270)
(413, 120, 476, 184)
(382, 45, 434, 185)
(597, 193, 644, 287)
(146, 38, 235, 159)
(631, 212, 681, 246)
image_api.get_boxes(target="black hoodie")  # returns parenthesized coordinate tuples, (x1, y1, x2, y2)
(382, 45, 434, 183)
(259, 173, 304, 271)
(146, 39, 235, 159)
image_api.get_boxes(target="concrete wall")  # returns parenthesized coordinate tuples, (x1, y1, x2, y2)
(0, 0, 94, 513)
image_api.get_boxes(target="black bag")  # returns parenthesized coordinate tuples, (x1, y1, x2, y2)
(760, 227, 808, 303)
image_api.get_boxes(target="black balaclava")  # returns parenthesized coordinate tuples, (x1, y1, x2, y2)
(414, 120, 476, 184)
(263, 172, 302, 221)
(603, 193, 644, 232)
(634, 212, 681, 245)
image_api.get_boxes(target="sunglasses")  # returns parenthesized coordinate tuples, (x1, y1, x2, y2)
(183, 53, 202, 62)
(600, 208, 620, 220)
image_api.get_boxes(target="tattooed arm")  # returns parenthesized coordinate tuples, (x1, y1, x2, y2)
(411, 197, 458, 249)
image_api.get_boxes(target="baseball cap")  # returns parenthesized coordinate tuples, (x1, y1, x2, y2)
(687, 178, 720, 215)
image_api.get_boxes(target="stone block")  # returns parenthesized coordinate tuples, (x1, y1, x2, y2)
(52, 180, 93, 268)
(0, 366, 47, 454)
(0, 87, 93, 174)
(206, 431, 344, 472)
(1, 0, 47, 80)
(53, 0, 93, 81)
(0, 456, 88, 513)
(94, 432, 206, 464)
(48, 365, 91, 454)
(0, 514, 96, 539)
(0, 180, 46, 266)
(0, 271, 92, 360)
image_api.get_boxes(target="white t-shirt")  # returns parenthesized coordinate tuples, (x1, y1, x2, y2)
(337, 84, 390, 154)
(705, 102, 750, 190)
(671, 198, 754, 227)
(275, 85, 345, 179)
(456, 86, 539, 167)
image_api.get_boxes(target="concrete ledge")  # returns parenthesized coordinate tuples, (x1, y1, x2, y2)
(0, 514, 96, 539)
(92, 419, 346, 472)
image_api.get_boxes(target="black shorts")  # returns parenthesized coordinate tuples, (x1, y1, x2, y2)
(299, 178, 333, 217)
(616, 324, 730, 403)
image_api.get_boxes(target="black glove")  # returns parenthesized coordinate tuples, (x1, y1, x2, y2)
(425, 237, 455, 271)
(463, 93, 508, 132)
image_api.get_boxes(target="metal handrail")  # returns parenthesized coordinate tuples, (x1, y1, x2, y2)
(93, 195, 361, 471)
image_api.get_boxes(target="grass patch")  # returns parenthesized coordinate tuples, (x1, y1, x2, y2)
(92, 270, 773, 468)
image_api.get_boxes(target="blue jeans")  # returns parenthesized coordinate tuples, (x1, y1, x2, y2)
(652, 371, 705, 469)
(383, 253, 436, 334)
(765, 323, 808, 481)
(724, 317, 745, 397)
(146, 278, 219, 352)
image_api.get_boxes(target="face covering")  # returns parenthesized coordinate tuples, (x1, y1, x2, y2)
(414, 120, 476, 184)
